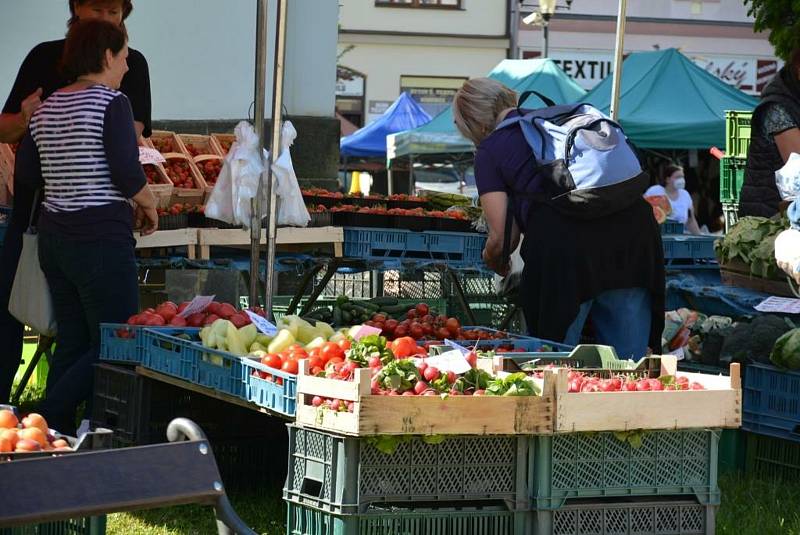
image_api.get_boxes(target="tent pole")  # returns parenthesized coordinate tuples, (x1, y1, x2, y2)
(609, 0, 628, 121)
(249, 0, 269, 306)
(263, 0, 289, 316)
(408, 154, 415, 195)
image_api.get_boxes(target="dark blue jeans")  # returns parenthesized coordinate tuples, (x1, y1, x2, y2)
(0, 224, 26, 404)
(37, 233, 138, 434)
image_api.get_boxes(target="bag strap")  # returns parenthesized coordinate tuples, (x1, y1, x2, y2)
(501, 195, 514, 271)
(28, 189, 41, 232)
(517, 90, 556, 111)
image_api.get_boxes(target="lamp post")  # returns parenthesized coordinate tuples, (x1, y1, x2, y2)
(518, 0, 571, 59)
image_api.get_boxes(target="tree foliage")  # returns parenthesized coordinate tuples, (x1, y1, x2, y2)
(743, 0, 800, 60)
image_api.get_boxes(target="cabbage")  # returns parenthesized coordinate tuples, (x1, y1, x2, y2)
(770, 329, 800, 370)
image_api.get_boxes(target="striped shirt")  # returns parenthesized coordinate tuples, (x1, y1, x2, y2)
(29, 85, 128, 212)
(16, 84, 146, 241)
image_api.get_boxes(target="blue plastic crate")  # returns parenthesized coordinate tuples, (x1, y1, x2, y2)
(195, 345, 246, 398)
(343, 227, 486, 264)
(241, 357, 297, 417)
(662, 235, 716, 260)
(743, 363, 800, 443)
(142, 328, 200, 382)
(446, 327, 573, 353)
(100, 324, 200, 365)
(661, 221, 685, 235)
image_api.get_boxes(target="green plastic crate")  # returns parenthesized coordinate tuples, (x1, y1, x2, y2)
(284, 424, 528, 514)
(745, 431, 800, 481)
(718, 429, 745, 476)
(285, 500, 527, 535)
(720, 157, 746, 204)
(534, 498, 715, 535)
(725, 110, 752, 159)
(1, 516, 106, 535)
(530, 430, 720, 509)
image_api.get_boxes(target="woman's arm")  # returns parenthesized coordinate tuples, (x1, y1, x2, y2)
(685, 209, 702, 235)
(481, 191, 520, 276)
(775, 127, 800, 163)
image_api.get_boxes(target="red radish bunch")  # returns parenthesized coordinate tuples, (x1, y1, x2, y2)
(565, 371, 705, 393)
(124, 300, 265, 330)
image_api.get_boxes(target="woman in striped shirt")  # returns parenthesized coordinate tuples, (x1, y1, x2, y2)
(14, 19, 157, 433)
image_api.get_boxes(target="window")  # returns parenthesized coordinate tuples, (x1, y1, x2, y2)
(375, 0, 461, 8)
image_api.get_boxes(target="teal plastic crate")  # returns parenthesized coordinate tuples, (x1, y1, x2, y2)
(534, 498, 714, 535)
(343, 227, 486, 265)
(745, 431, 800, 481)
(285, 500, 527, 535)
(284, 424, 528, 514)
(661, 221, 685, 235)
(662, 235, 716, 260)
(725, 110, 752, 160)
(720, 156, 746, 204)
(100, 324, 200, 365)
(1, 516, 106, 535)
(530, 430, 720, 509)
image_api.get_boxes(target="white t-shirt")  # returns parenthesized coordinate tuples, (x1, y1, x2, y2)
(645, 185, 693, 224)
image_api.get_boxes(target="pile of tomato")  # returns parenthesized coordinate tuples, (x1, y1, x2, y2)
(253, 339, 352, 382)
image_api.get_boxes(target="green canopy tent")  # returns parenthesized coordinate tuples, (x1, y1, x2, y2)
(582, 48, 759, 149)
(385, 58, 586, 192)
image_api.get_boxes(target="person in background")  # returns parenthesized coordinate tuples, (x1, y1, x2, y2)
(740, 47, 800, 218)
(0, 0, 151, 404)
(453, 78, 664, 359)
(645, 165, 702, 235)
(14, 19, 157, 434)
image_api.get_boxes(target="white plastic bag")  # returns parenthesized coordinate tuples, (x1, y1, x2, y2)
(273, 121, 310, 227)
(205, 121, 267, 229)
(493, 239, 524, 296)
(775, 152, 800, 200)
(775, 228, 800, 285)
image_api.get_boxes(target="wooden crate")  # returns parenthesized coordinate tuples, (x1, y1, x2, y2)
(554, 363, 742, 433)
(179, 133, 223, 157)
(145, 130, 186, 155)
(194, 154, 224, 202)
(161, 153, 206, 206)
(720, 259, 794, 297)
(211, 133, 235, 155)
(142, 163, 174, 209)
(295, 360, 555, 436)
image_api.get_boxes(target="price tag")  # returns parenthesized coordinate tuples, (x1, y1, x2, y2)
(754, 296, 800, 314)
(139, 147, 166, 165)
(245, 310, 278, 335)
(444, 339, 470, 355)
(425, 350, 472, 374)
(353, 325, 382, 341)
(178, 295, 215, 318)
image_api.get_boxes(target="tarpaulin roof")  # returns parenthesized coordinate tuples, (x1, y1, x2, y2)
(387, 58, 586, 163)
(340, 92, 431, 158)
(581, 48, 759, 149)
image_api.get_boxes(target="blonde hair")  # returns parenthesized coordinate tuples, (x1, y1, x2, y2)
(453, 78, 518, 146)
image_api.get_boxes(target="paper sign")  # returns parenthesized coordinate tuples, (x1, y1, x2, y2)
(444, 339, 470, 355)
(139, 147, 166, 165)
(353, 325, 382, 341)
(245, 310, 278, 335)
(178, 295, 216, 318)
(754, 296, 800, 314)
(425, 350, 472, 374)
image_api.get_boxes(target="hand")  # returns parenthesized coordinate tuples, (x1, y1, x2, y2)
(483, 246, 510, 277)
(20, 88, 43, 126)
(135, 205, 159, 236)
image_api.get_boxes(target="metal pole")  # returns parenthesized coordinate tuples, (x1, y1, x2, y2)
(387, 166, 394, 196)
(509, 0, 520, 59)
(609, 0, 628, 121)
(249, 0, 269, 305)
(263, 0, 289, 315)
(542, 22, 549, 58)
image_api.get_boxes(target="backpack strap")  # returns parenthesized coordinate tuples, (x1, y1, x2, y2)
(502, 195, 514, 272)
(517, 90, 556, 110)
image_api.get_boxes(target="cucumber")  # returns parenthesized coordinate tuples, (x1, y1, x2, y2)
(341, 310, 352, 324)
(381, 304, 410, 314)
(333, 307, 343, 325)
(359, 301, 380, 312)
(370, 296, 399, 306)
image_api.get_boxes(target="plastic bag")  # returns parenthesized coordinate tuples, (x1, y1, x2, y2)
(273, 121, 310, 227)
(9, 232, 57, 336)
(493, 240, 524, 296)
(205, 121, 267, 229)
(775, 152, 800, 200)
(775, 227, 800, 284)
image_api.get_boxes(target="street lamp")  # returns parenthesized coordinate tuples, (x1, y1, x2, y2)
(518, 0, 571, 59)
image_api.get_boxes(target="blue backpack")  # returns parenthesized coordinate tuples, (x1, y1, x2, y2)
(495, 91, 649, 260)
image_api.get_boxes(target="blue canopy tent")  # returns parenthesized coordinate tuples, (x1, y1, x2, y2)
(581, 48, 759, 149)
(340, 92, 432, 158)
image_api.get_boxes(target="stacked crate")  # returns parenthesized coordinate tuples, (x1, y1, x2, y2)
(742, 363, 800, 482)
(286, 355, 741, 534)
(720, 110, 751, 232)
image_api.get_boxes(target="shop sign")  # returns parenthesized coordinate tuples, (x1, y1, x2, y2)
(368, 100, 393, 115)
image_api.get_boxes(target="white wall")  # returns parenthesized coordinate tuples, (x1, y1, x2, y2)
(0, 0, 336, 120)
(339, 0, 507, 36)
(558, 0, 753, 22)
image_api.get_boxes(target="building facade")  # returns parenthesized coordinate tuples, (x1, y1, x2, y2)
(337, 0, 511, 126)
(517, 0, 780, 95)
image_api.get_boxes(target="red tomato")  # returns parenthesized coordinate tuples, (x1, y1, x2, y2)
(409, 324, 424, 340)
(337, 339, 352, 351)
(394, 325, 409, 338)
(261, 353, 282, 370)
(415, 303, 430, 317)
(321, 342, 345, 363)
(307, 356, 323, 371)
(391, 337, 417, 358)
(281, 359, 299, 375)
(384, 319, 399, 335)
(309, 347, 322, 359)
(436, 327, 451, 340)
(406, 310, 417, 320)
(445, 317, 461, 335)
(290, 347, 308, 359)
